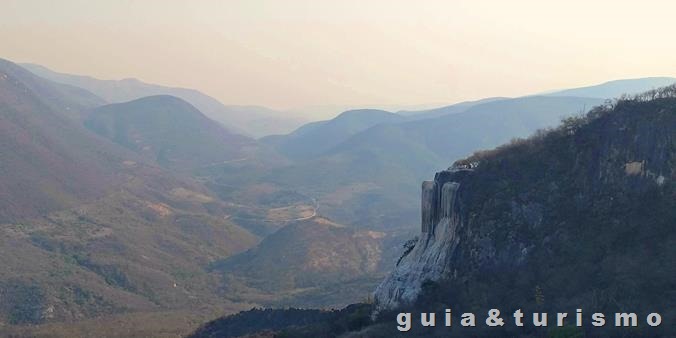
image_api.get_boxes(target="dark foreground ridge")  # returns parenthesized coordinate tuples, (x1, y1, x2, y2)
(187, 304, 372, 338)
(189, 87, 675, 338)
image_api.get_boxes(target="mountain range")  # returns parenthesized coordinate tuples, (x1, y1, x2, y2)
(190, 85, 676, 338)
(0, 58, 264, 332)
(20, 63, 308, 137)
(3, 56, 675, 337)
(254, 80, 673, 230)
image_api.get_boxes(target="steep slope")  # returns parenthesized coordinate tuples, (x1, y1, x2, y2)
(1, 59, 105, 119)
(0, 58, 259, 326)
(21, 63, 306, 137)
(84, 95, 255, 171)
(373, 92, 675, 336)
(213, 216, 397, 308)
(545, 76, 676, 98)
(0, 59, 124, 222)
(261, 109, 404, 160)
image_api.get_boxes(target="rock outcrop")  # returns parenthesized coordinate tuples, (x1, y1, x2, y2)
(187, 88, 676, 338)
(374, 168, 472, 310)
(374, 94, 676, 318)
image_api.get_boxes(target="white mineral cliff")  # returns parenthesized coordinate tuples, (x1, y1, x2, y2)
(374, 169, 468, 312)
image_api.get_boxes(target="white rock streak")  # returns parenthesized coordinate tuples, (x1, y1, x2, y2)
(374, 178, 462, 312)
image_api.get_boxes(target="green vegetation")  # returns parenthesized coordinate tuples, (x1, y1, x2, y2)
(0, 280, 46, 325)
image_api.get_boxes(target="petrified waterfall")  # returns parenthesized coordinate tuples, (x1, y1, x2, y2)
(421, 180, 436, 233)
(373, 169, 469, 312)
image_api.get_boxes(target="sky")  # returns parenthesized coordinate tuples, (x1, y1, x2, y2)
(2, 0, 676, 113)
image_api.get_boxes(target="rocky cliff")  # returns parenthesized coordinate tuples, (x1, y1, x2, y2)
(374, 90, 676, 326)
(374, 170, 467, 310)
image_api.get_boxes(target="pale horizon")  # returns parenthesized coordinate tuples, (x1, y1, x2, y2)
(3, 0, 676, 114)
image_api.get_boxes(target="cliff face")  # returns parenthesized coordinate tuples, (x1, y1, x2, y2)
(374, 96, 675, 321)
(374, 170, 467, 310)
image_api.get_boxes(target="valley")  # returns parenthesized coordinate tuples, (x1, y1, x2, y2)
(1, 56, 674, 337)
(191, 86, 676, 338)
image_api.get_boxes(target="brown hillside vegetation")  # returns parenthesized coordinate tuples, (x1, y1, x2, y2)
(0, 58, 261, 331)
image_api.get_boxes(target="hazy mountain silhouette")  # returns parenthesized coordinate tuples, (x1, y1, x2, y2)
(544, 77, 676, 98)
(398, 77, 676, 120)
(399, 97, 507, 119)
(261, 109, 404, 160)
(20, 63, 307, 137)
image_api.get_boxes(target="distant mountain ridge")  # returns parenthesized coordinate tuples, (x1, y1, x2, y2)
(257, 95, 604, 230)
(544, 76, 676, 98)
(261, 109, 403, 160)
(20, 63, 307, 137)
(399, 97, 508, 119)
(254, 77, 676, 230)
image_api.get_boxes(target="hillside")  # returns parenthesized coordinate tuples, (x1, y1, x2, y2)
(255, 96, 604, 231)
(212, 216, 399, 308)
(20, 63, 307, 137)
(372, 90, 676, 337)
(0, 58, 125, 222)
(85, 95, 255, 171)
(0, 58, 260, 329)
(190, 88, 676, 338)
(261, 109, 404, 160)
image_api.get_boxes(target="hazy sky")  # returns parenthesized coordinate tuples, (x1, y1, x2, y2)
(3, 0, 676, 112)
